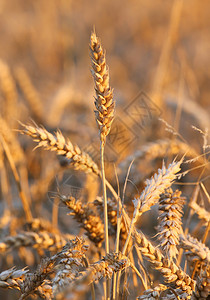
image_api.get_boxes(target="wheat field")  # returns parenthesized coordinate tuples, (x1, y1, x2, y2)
(0, 0, 209, 299)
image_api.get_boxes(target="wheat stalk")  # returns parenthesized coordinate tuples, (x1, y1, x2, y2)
(94, 197, 127, 241)
(0, 60, 17, 125)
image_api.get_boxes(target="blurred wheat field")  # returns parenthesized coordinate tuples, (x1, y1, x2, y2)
(0, 0, 209, 299)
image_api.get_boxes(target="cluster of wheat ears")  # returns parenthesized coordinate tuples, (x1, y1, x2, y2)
(0, 31, 209, 300)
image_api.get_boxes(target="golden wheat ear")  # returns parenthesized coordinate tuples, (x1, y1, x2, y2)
(90, 31, 115, 146)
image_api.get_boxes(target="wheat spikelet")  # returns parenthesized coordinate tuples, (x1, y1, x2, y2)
(90, 31, 115, 145)
(157, 188, 185, 261)
(20, 123, 100, 175)
(189, 202, 210, 225)
(15, 66, 43, 122)
(0, 267, 28, 290)
(34, 280, 52, 300)
(59, 194, 104, 247)
(53, 258, 82, 294)
(0, 231, 73, 253)
(54, 269, 93, 300)
(19, 257, 55, 299)
(180, 234, 210, 265)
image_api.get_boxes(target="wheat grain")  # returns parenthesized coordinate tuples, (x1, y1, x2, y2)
(90, 252, 129, 282)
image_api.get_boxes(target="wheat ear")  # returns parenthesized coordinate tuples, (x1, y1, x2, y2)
(52, 237, 88, 294)
(157, 188, 185, 261)
(19, 257, 55, 299)
(0, 231, 73, 253)
(189, 201, 210, 225)
(20, 123, 100, 175)
(123, 160, 182, 255)
(90, 32, 115, 145)
(119, 138, 200, 173)
(137, 284, 191, 299)
(59, 194, 104, 247)
(135, 230, 195, 296)
(180, 234, 210, 265)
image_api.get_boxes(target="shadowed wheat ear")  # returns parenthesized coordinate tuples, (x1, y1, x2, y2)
(90, 31, 115, 146)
